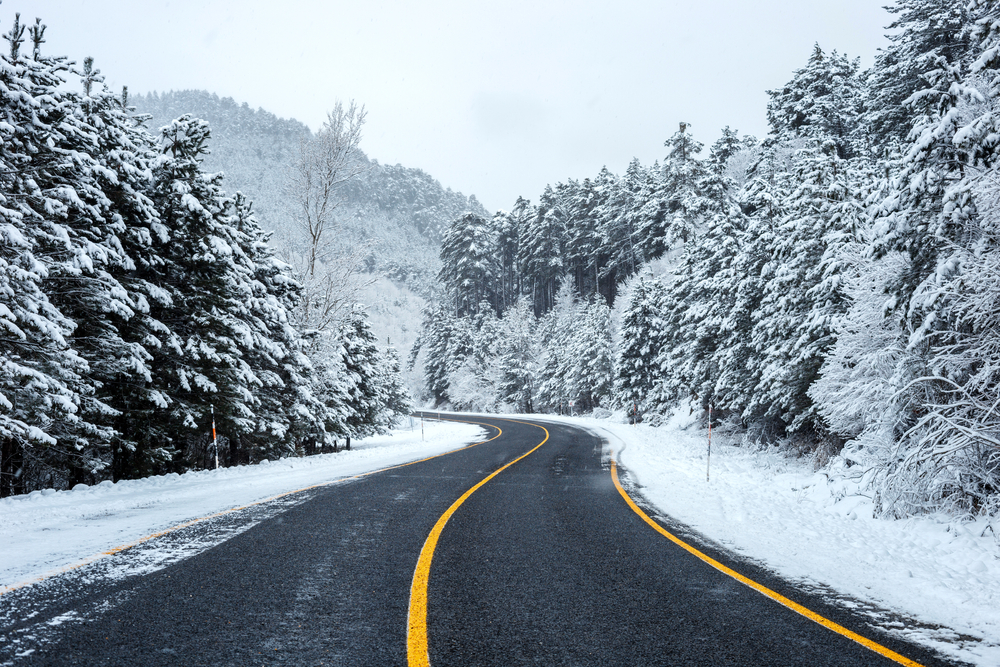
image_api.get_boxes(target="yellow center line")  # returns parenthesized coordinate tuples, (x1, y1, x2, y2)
(0, 424, 502, 597)
(407, 418, 549, 667)
(610, 459, 926, 667)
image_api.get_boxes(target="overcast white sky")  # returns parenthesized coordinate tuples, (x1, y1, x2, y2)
(22, 0, 891, 212)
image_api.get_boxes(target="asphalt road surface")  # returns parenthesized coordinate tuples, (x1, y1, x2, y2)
(0, 414, 962, 666)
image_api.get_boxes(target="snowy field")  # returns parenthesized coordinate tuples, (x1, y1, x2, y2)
(541, 410, 1000, 667)
(0, 419, 486, 594)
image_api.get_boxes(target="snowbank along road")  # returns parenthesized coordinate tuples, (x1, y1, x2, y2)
(0, 414, 961, 666)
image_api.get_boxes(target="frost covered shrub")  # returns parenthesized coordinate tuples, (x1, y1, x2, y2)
(643, 412, 666, 428)
(810, 250, 910, 440)
(591, 407, 612, 420)
(810, 434, 845, 471)
(713, 413, 744, 438)
(870, 244, 1000, 519)
(872, 419, 1000, 519)
(807, 237, 1000, 516)
(775, 430, 822, 460)
(446, 356, 501, 413)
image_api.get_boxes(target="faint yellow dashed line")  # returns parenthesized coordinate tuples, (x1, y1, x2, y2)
(407, 418, 549, 667)
(610, 458, 926, 667)
(0, 425, 501, 597)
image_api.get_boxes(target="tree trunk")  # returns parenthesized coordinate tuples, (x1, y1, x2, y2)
(1, 438, 24, 498)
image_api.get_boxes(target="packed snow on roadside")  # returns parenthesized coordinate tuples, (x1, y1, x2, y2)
(548, 409, 1000, 667)
(0, 418, 485, 593)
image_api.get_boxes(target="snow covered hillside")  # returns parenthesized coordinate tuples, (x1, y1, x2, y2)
(133, 90, 487, 296)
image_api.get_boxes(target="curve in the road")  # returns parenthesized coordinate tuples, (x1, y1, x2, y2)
(407, 418, 550, 667)
(417, 414, 936, 667)
(3, 413, 955, 667)
(610, 458, 926, 667)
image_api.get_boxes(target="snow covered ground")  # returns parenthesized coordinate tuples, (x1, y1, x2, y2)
(0, 419, 486, 594)
(547, 410, 1000, 667)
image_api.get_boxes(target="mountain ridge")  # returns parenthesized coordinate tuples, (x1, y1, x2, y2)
(133, 89, 488, 294)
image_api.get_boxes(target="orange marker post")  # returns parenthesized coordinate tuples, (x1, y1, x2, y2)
(211, 404, 219, 470)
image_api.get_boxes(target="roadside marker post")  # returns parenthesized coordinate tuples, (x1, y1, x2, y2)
(706, 403, 712, 483)
(211, 404, 219, 470)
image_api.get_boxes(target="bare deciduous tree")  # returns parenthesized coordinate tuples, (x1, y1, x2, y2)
(287, 100, 374, 332)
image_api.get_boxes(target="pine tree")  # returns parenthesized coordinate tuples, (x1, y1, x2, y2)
(438, 212, 498, 317)
(871, 0, 983, 352)
(34, 56, 191, 484)
(0, 18, 107, 494)
(566, 298, 614, 411)
(225, 193, 312, 463)
(712, 141, 793, 428)
(493, 201, 527, 316)
(375, 345, 412, 429)
(613, 275, 669, 415)
(519, 186, 565, 315)
(598, 158, 645, 288)
(864, 0, 973, 152)
(535, 280, 578, 411)
(75, 78, 174, 481)
(657, 123, 710, 246)
(412, 305, 454, 406)
(338, 305, 390, 443)
(651, 130, 748, 414)
(748, 139, 862, 433)
(654, 209, 745, 415)
(706, 127, 746, 176)
(144, 114, 264, 470)
(564, 171, 614, 301)
(766, 44, 864, 158)
(444, 306, 502, 412)
(303, 331, 351, 453)
(495, 300, 537, 412)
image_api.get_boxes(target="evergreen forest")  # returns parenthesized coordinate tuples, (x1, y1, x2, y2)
(0, 15, 416, 497)
(415, 0, 1000, 520)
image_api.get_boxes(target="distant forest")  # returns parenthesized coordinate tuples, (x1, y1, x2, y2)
(416, 0, 1000, 520)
